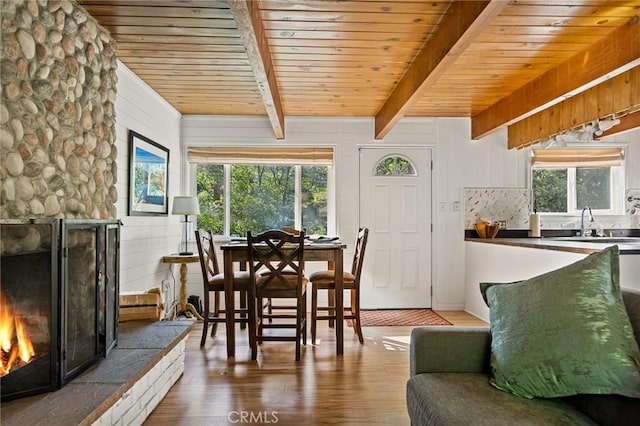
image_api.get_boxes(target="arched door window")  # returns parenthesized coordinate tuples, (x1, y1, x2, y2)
(373, 154, 417, 176)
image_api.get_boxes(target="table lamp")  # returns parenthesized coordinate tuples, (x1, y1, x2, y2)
(172, 196, 200, 255)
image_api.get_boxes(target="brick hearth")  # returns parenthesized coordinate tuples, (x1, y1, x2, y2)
(1, 320, 193, 426)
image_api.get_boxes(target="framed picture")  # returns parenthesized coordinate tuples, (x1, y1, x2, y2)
(128, 130, 169, 216)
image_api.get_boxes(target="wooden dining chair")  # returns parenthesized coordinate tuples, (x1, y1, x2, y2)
(248, 229, 307, 361)
(195, 229, 257, 360)
(310, 227, 369, 345)
(262, 227, 305, 320)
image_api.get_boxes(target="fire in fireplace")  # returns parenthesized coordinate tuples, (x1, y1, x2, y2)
(1, 288, 37, 375)
(0, 219, 120, 401)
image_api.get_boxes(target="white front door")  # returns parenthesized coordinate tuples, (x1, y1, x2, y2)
(358, 147, 432, 309)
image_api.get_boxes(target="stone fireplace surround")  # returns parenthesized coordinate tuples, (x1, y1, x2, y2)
(1, 0, 119, 221)
(1, 2, 188, 423)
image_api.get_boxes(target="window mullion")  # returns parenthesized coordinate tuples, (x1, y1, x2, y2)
(611, 166, 622, 212)
(567, 168, 577, 212)
(224, 164, 231, 236)
(295, 165, 301, 230)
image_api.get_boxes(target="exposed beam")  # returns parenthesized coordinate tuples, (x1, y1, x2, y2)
(229, 0, 285, 139)
(374, 1, 506, 140)
(507, 67, 640, 148)
(473, 15, 640, 140)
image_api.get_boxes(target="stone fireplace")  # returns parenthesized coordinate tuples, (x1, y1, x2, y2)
(1, 218, 120, 401)
(1, 0, 118, 221)
(0, 2, 190, 422)
(1, 0, 120, 402)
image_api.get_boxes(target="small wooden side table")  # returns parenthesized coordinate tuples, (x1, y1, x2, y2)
(162, 254, 203, 320)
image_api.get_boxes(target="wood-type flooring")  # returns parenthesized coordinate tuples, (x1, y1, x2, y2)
(145, 311, 487, 425)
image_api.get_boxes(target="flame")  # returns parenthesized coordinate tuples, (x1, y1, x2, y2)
(0, 289, 36, 376)
(0, 292, 14, 352)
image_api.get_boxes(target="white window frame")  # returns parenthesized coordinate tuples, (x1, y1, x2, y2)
(189, 163, 335, 237)
(565, 166, 624, 215)
(528, 144, 626, 215)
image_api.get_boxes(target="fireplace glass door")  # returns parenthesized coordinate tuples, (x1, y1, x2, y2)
(60, 220, 120, 384)
(61, 223, 101, 381)
(104, 223, 119, 355)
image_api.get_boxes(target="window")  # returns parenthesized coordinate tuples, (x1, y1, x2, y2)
(189, 147, 332, 236)
(530, 148, 624, 214)
(532, 168, 568, 213)
(301, 166, 328, 234)
(195, 164, 224, 234)
(374, 154, 417, 176)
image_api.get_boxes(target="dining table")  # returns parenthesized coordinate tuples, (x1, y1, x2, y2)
(220, 239, 346, 358)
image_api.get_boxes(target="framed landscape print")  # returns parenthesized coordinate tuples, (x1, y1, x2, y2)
(128, 130, 169, 216)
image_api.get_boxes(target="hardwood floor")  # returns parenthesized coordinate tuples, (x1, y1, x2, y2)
(437, 310, 488, 327)
(145, 311, 487, 425)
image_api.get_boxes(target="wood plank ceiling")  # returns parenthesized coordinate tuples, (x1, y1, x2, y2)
(77, 0, 640, 146)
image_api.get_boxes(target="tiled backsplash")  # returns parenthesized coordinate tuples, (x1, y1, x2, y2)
(628, 189, 640, 214)
(464, 188, 640, 231)
(463, 188, 531, 229)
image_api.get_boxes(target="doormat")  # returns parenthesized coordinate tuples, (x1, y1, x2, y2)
(347, 309, 452, 327)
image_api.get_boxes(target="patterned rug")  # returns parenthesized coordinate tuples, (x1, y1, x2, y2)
(347, 309, 452, 327)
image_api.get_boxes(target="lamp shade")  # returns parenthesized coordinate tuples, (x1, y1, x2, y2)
(172, 196, 200, 215)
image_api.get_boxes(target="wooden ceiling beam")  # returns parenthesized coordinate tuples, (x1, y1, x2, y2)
(507, 67, 640, 148)
(473, 15, 640, 140)
(374, 1, 507, 140)
(229, 0, 285, 139)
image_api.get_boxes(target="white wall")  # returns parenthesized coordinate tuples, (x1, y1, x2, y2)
(180, 115, 528, 310)
(434, 122, 528, 308)
(115, 62, 183, 312)
(604, 127, 640, 189)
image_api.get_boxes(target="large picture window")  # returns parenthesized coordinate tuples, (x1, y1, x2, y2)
(189, 147, 332, 236)
(530, 148, 625, 214)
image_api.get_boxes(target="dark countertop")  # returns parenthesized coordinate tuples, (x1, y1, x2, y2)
(465, 235, 640, 255)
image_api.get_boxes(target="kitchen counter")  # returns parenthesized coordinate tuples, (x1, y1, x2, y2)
(464, 236, 640, 255)
(464, 235, 640, 322)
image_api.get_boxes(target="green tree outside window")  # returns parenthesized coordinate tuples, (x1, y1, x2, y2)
(532, 167, 612, 213)
(196, 164, 328, 236)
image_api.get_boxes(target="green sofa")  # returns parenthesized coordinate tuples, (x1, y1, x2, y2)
(407, 290, 640, 425)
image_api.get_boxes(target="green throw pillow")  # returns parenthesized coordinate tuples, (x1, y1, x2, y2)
(480, 246, 640, 399)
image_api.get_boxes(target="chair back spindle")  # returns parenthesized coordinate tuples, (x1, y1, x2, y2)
(247, 229, 307, 360)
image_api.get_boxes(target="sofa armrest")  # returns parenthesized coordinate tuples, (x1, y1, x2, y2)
(410, 326, 491, 376)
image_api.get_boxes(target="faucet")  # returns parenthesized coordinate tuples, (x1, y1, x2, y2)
(580, 206, 594, 237)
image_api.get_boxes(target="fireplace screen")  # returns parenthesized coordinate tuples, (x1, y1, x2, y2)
(1, 219, 120, 401)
